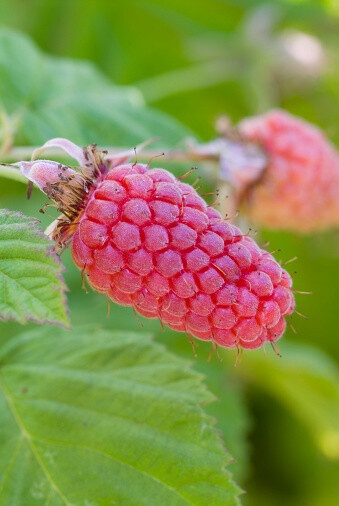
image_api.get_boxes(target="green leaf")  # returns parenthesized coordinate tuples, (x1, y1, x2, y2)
(149, 326, 251, 482)
(0, 209, 68, 327)
(0, 326, 240, 505)
(241, 341, 339, 460)
(0, 28, 193, 148)
(200, 363, 250, 482)
(43, 265, 251, 483)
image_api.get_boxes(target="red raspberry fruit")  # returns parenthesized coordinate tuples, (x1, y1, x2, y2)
(19, 139, 295, 350)
(237, 109, 339, 233)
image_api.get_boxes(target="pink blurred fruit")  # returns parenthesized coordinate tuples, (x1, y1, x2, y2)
(237, 109, 339, 233)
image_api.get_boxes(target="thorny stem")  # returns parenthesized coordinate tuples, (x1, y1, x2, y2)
(2, 145, 219, 164)
(0, 145, 219, 185)
(0, 144, 242, 227)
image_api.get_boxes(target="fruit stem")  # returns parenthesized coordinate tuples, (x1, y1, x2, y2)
(2, 145, 218, 163)
(0, 163, 27, 184)
(0, 145, 220, 185)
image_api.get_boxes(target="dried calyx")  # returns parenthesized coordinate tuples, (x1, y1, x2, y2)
(17, 138, 131, 244)
(190, 116, 268, 195)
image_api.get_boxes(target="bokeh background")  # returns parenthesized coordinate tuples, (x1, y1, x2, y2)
(1, 1, 339, 505)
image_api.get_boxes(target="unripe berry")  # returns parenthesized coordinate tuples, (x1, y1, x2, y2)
(238, 109, 339, 232)
(19, 139, 295, 350)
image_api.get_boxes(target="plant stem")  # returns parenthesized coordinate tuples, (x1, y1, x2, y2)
(0, 164, 27, 184)
(0, 146, 239, 227)
(2, 145, 218, 163)
(0, 146, 219, 184)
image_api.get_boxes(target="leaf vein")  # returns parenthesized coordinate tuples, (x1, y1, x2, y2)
(0, 375, 72, 506)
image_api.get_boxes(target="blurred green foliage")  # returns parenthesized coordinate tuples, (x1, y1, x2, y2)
(1, 1, 339, 505)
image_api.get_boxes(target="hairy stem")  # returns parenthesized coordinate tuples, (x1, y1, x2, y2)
(0, 164, 27, 184)
(0, 145, 239, 227)
(0, 145, 219, 185)
(2, 145, 218, 163)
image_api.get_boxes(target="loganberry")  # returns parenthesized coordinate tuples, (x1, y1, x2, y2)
(19, 138, 295, 350)
(237, 109, 339, 232)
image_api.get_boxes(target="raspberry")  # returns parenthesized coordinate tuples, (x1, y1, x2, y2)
(19, 139, 295, 350)
(237, 109, 339, 232)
